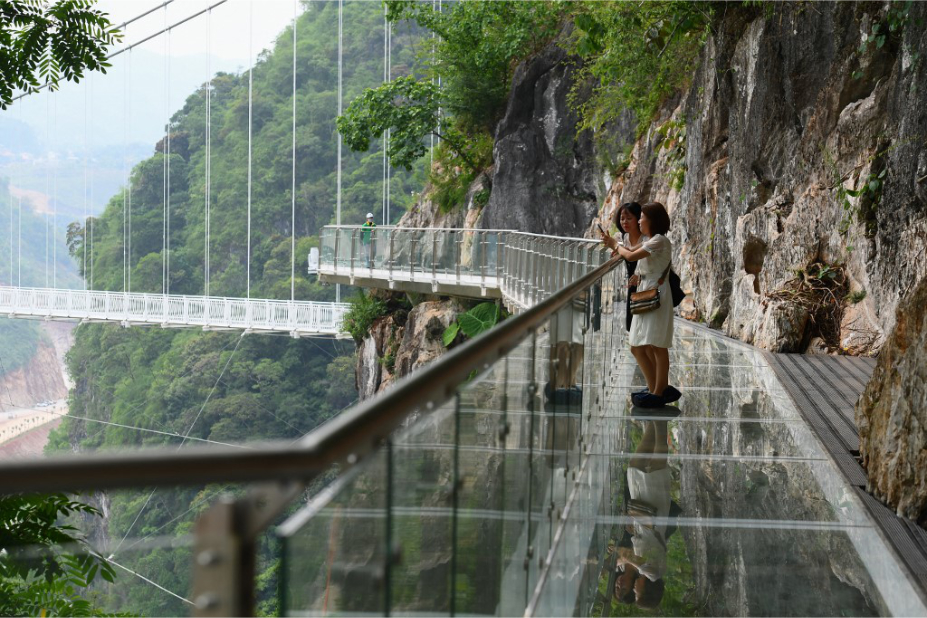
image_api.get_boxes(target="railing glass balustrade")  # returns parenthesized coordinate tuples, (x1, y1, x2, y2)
(277, 261, 926, 616)
(319, 226, 606, 310)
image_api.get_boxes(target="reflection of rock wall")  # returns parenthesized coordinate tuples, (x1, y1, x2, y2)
(676, 348, 880, 616)
(857, 277, 927, 526)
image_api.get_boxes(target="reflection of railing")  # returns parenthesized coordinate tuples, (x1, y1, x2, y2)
(0, 247, 625, 616)
(0, 286, 349, 336)
(319, 226, 608, 309)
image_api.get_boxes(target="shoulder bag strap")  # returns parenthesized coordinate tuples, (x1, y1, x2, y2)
(657, 263, 671, 286)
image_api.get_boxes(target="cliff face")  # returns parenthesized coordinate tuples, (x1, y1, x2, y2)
(0, 341, 67, 407)
(596, 2, 927, 354)
(479, 34, 622, 237)
(857, 276, 927, 526)
(356, 298, 461, 399)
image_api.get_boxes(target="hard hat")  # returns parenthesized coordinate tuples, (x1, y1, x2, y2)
(366, 213, 374, 219)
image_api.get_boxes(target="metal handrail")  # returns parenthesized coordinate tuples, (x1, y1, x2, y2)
(0, 252, 622, 495)
(320, 225, 603, 244)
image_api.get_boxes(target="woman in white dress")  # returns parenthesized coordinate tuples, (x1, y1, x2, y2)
(606, 202, 680, 408)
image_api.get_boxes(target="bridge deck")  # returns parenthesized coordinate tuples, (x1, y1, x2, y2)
(765, 351, 927, 596)
(0, 286, 349, 336)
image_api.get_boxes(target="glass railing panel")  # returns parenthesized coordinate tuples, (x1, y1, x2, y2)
(279, 454, 388, 617)
(495, 335, 537, 615)
(320, 228, 336, 267)
(388, 399, 457, 616)
(432, 230, 457, 278)
(334, 228, 354, 270)
(453, 361, 510, 616)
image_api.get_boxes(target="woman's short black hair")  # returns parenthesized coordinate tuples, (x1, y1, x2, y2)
(615, 202, 643, 235)
(641, 202, 671, 236)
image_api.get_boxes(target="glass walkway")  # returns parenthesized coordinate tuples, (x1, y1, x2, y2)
(275, 276, 926, 615)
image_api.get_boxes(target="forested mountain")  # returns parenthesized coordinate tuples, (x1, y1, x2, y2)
(45, 2, 424, 614)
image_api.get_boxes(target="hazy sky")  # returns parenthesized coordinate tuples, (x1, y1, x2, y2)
(2, 0, 309, 150)
(98, 0, 298, 63)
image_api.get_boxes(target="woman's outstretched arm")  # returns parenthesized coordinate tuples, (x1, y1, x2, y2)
(618, 245, 651, 262)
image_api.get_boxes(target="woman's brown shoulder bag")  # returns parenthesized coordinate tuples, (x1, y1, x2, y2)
(629, 264, 671, 315)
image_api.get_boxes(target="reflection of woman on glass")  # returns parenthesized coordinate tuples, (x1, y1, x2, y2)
(615, 419, 670, 609)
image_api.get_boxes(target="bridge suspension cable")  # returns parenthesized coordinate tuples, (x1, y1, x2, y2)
(247, 0, 254, 299)
(290, 0, 298, 303)
(205, 8, 212, 298)
(53, 94, 59, 289)
(45, 88, 50, 289)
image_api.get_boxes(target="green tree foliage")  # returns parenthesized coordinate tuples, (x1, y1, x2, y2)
(340, 1, 563, 210)
(0, 0, 122, 109)
(442, 301, 502, 347)
(0, 317, 45, 378)
(0, 493, 120, 617)
(385, 0, 564, 133)
(567, 1, 713, 134)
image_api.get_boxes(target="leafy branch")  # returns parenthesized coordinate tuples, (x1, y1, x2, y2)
(0, 0, 123, 109)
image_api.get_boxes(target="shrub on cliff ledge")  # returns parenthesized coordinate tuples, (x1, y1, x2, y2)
(342, 292, 388, 342)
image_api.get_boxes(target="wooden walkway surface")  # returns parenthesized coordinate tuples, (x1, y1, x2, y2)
(765, 352, 927, 596)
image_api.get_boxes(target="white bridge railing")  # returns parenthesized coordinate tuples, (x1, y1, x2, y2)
(0, 286, 350, 336)
(319, 226, 609, 310)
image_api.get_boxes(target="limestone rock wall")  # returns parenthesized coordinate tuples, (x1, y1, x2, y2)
(596, 2, 927, 354)
(857, 276, 927, 526)
(478, 33, 618, 237)
(355, 298, 461, 400)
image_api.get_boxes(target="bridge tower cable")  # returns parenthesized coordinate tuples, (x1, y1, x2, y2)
(127, 50, 133, 293)
(83, 86, 88, 289)
(122, 49, 129, 293)
(431, 0, 435, 169)
(166, 22, 172, 296)
(88, 75, 95, 291)
(336, 0, 343, 303)
(45, 88, 50, 288)
(162, 6, 169, 296)
(247, 0, 253, 299)
(7, 178, 11, 287)
(205, 8, 212, 298)
(53, 95, 58, 289)
(17, 197, 21, 287)
(382, 3, 387, 226)
(387, 14, 392, 223)
(291, 0, 297, 303)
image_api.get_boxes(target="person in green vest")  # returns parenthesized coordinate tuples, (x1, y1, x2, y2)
(361, 213, 376, 268)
